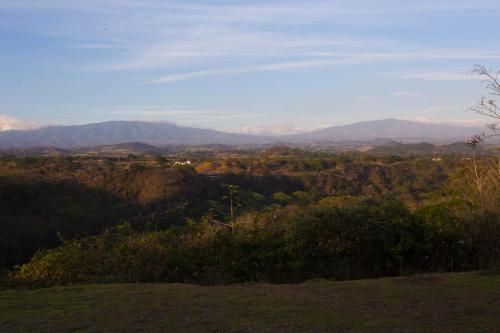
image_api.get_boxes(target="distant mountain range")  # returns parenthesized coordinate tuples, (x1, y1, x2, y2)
(0, 121, 271, 148)
(0, 119, 488, 149)
(285, 119, 483, 143)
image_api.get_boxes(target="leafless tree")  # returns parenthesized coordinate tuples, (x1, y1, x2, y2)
(467, 65, 500, 210)
(469, 65, 500, 141)
(208, 184, 242, 232)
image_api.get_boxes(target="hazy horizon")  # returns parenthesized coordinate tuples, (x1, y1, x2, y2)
(1, 1, 500, 133)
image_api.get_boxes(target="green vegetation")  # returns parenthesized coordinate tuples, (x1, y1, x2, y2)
(6, 202, 499, 287)
(0, 149, 499, 287)
(1, 272, 500, 332)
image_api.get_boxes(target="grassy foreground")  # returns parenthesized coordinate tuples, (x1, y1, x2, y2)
(1, 272, 499, 332)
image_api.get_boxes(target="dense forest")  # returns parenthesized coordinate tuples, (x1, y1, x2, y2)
(1, 147, 499, 287)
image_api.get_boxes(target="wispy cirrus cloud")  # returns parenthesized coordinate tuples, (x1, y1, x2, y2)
(354, 90, 422, 101)
(149, 58, 357, 83)
(391, 90, 423, 97)
(4, 0, 500, 74)
(353, 95, 380, 101)
(87, 33, 388, 72)
(150, 50, 500, 83)
(387, 71, 483, 81)
(3, 0, 500, 130)
(93, 106, 268, 121)
(70, 43, 129, 50)
(2, 1, 499, 19)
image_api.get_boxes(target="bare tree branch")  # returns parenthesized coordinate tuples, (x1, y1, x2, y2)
(470, 65, 500, 122)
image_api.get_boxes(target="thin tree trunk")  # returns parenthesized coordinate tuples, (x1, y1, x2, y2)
(471, 149, 485, 212)
(230, 196, 234, 233)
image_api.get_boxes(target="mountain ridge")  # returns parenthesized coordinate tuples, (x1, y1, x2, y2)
(0, 119, 487, 148)
(285, 119, 482, 143)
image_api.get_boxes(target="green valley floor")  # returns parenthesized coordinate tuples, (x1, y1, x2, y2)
(1, 272, 499, 332)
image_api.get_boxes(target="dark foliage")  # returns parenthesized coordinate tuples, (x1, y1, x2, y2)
(7, 202, 499, 288)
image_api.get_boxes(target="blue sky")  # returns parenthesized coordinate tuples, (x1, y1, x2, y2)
(1, 0, 500, 133)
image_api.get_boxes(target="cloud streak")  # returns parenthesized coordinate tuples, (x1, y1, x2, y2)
(391, 91, 423, 97)
(4, 0, 500, 74)
(389, 71, 484, 81)
(3, 0, 500, 131)
(99, 107, 268, 120)
(149, 58, 358, 83)
(150, 50, 500, 83)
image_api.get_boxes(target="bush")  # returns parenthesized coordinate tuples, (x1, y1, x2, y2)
(7, 202, 500, 288)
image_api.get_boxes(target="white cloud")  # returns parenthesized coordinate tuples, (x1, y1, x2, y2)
(5, 0, 500, 74)
(126, 110, 262, 117)
(388, 71, 483, 81)
(1, 0, 499, 131)
(354, 91, 423, 101)
(1, 0, 499, 90)
(2, 1, 499, 21)
(92, 34, 386, 72)
(0, 115, 39, 131)
(149, 58, 358, 83)
(148, 49, 500, 83)
(106, 108, 227, 116)
(391, 90, 423, 97)
(353, 95, 379, 101)
(234, 122, 323, 135)
(405, 117, 488, 127)
(70, 43, 128, 49)
(94, 106, 268, 121)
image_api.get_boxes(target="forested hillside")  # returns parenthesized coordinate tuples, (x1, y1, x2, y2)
(1, 147, 498, 287)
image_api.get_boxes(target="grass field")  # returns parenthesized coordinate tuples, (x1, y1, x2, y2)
(1, 272, 500, 332)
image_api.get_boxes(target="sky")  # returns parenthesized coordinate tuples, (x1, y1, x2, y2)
(1, 0, 500, 133)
